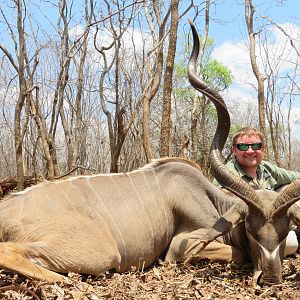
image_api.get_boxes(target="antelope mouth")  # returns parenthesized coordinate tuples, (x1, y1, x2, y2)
(252, 270, 282, 287)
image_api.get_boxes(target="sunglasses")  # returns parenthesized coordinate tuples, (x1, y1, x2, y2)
(235, 143, 263, 151)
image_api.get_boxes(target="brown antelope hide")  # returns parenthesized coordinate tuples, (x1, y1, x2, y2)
(0, 158, 249, 283)
(187, 19, 300, 286)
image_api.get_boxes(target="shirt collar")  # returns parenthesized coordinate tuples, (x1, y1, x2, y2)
(232, 157, 249, 177)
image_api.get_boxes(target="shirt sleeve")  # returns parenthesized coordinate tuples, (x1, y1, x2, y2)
(262, 161, 300, 188)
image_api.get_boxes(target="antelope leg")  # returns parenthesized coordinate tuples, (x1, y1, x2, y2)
(165, 204, 246, 263)
(165, 227, 245, 264)
(0, 242, 66, 282)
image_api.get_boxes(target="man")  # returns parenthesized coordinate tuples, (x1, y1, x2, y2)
(215, 127, 300, 190)
(214, 127, 300, 255)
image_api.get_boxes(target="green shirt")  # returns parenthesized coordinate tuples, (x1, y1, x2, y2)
(214, 158, 300, 190)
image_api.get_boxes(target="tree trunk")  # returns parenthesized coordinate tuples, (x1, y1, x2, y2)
(15, 0, 27, 190)
(245, 0, 268, 157)
(160, 0, 179, 157)
(142, 2, 169, 162)
(29, 90, 56, 179)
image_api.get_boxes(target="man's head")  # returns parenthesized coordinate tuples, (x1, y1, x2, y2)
(232, 127, 265, 170)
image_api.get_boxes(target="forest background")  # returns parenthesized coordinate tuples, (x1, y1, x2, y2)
(0, 0, 299, 189)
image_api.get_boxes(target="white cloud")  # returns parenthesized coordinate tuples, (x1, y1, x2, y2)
(212, 22, 300, 84)
(211, 22, 300, 138)
(289, 107, 300, 138)
(212, 41, 254, 86)
(220, 85, 258, 126)
(69, 24, 85, 37)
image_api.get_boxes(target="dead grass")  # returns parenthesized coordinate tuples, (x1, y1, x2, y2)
(1, 255, 300, 299)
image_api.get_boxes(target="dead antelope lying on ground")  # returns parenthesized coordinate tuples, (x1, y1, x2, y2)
(0, 157, 252, 283)
(0, 21, 299, 287)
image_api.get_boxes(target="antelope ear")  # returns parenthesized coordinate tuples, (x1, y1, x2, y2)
(210, 202, 247, 237)
(288, 202, 300, 227)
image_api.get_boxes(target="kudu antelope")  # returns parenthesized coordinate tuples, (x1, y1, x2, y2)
(0, 22, 298, 287)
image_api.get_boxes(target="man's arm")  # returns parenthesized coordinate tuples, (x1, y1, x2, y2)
(262, 161, 300, 188)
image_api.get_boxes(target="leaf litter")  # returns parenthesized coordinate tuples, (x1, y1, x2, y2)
(0, 254, 300, 299)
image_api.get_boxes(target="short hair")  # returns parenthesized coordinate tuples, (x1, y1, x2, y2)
(232, 127, 265, 145)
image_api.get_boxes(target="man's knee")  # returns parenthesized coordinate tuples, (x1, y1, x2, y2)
(284, 230, 299, 256)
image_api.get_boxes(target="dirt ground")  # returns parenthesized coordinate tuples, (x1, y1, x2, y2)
(1, 254, 300, 300)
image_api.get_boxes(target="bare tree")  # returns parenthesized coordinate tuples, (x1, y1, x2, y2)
(261, 16, 300, 168)
(261, 30, 299, 167)
(245, 0, 268, 157)
(93, 0, 143, 172)
(0, 0, 41, 189)
(141, 0, 170, 162)
(159, 0, 179, 157)
(61, 0, 92, 173)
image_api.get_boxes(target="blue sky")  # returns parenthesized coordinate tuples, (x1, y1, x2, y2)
(209, 0, 300, 44)
(191, 0, 300, 138)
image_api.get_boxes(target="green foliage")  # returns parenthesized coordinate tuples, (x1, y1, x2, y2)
(174, 31, 233, 97)
(173, 87, 194, 99)
(174, 63, 186, 79)
(201, 59, 233, 92)
(173, 60, 195, 101)
(201, 36, 215, 49)
(229, 123, 243, 136)
(172, 57, 233, 106)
